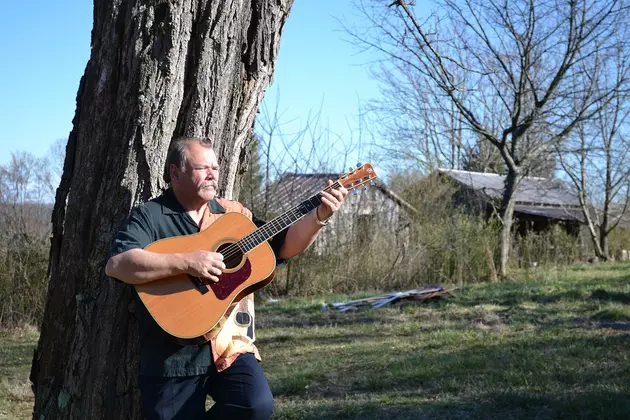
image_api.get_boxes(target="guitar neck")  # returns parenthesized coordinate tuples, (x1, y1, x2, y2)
(237, 181, 341, 253)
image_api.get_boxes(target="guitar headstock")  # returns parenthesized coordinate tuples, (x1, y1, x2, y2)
(338, 163, 378, 191)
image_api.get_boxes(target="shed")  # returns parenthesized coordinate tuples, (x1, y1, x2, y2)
(252, 172, 415, 252)
(436, 169, 585, 236)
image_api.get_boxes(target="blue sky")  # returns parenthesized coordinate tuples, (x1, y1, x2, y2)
(0, 1, 381, 171)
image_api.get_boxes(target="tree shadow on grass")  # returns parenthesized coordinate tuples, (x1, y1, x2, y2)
(454, 277, 630, 309)
(270, 334, 630, 415)
(275, 390, 630, 420)
(589, 289, 630, 305)
(258, 307, 418, 329)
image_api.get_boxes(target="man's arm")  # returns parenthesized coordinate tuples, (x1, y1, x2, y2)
(105, 249, 225, 285)
(107, 204, 226, 285)
(279, 181, 347, 259)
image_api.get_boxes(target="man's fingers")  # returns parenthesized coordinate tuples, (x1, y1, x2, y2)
(330, 189, 345, 201)
(201, 269, 219, 283)
(209, 260, 225, 271)
(208, 270, 220, 282)
(321, 195, 339, 210)
(321, 192, 339, 207)
(208, 266, 223, 276)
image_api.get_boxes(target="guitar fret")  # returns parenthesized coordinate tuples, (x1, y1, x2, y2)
(234, 179, 348, 255)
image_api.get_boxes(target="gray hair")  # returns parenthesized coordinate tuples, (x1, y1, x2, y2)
(163, 137, 212, 183)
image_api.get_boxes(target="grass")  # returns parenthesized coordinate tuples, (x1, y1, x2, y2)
(2, 262, 630, 419)
(0, 325, 37, 420)
(258, 262, 630, 419)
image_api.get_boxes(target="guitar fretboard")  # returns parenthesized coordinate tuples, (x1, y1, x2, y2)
(236, 193, 325, 253)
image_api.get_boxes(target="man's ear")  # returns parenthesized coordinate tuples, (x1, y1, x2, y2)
(170, 164, 179, 181)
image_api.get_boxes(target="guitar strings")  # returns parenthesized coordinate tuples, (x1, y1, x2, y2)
(217, 180, 347, 262)
(218, 180, 343, 261)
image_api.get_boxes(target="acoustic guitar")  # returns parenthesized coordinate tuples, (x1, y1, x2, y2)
(135, 163, 378, 343)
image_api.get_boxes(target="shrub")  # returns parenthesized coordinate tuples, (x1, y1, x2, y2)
(0, 236, 49, 328)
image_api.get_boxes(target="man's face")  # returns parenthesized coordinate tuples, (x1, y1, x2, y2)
(173, 142, 219, 203)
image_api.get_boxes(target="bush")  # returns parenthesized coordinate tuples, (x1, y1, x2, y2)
(267, 174, 587, 296)
(607, 227, 630, 260)
(0, 236, 49, 328)
(512, 225, 582, 267)
(267, 174, 501, 295)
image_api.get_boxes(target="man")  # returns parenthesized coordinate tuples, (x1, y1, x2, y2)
(105, 137, 347, 420)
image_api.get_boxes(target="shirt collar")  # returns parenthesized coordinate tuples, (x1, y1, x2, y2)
(161, 187, 226, 215)
(208, 197, 226, 214)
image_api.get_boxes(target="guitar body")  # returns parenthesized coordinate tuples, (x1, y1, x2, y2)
(135, 212, 276, 343)
(132, 163, 378, 345)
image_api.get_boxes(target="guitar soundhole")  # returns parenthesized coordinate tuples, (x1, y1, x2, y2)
(217, 242, 244, 270)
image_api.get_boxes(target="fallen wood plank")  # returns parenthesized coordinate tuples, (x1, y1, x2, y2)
(326, 285, 454, 311)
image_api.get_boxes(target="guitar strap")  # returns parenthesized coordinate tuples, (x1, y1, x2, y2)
(199, 198, 260, 372)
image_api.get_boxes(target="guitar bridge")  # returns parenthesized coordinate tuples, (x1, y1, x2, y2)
(189, 275, 209, 295)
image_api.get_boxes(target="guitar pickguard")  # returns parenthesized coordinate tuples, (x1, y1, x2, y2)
(208, 259, 252, 300)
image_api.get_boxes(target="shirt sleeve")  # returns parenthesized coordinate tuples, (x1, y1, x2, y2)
(251, 213, 289, 267)
(109, 206, 156, 258)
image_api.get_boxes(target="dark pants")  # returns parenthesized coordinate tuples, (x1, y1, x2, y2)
(139, 353, 274, 420)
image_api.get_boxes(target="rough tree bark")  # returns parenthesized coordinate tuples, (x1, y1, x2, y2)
(29, 0, 293, 419)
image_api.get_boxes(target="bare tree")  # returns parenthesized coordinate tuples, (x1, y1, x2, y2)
(29, 1, 293, 419)
(254, 89, 365, 218)
(558, 43, 630, 260)
(0, 152, 53, 240)
(46, 138, 68, 194)
(238, 132, 265, 214)
(365, 51, 471, 172)
(350, 0, 630, 278)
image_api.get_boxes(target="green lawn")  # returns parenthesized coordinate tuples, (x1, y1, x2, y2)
(2, 263, 630, 419)
(259, 263, 630, 419)
(0, 326, 37, 420)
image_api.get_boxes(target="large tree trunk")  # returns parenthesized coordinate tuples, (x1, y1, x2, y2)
(29, 1, 293, 419)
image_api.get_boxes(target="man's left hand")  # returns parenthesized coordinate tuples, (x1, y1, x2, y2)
(317, 180, 348, 221)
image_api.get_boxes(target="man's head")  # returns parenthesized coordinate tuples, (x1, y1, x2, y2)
(165, 137, 219, 204)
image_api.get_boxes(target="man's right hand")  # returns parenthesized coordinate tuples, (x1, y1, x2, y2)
(184, 250, 226, 283)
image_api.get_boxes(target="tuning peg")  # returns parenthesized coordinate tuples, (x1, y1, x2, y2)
(356, 162, 362, 168)
(363, 184, 367, 190)
(353, 189, 359, 195)
(370, 181, 376, 186)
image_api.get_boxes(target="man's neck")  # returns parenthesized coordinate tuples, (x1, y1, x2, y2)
(171, 188, 210, 225)
(187, 205, 208, 226)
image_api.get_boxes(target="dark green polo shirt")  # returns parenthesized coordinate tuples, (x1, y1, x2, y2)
(109, 188, 287, 377)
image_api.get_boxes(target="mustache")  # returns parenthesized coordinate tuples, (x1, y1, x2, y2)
(199, 181, 218, 189)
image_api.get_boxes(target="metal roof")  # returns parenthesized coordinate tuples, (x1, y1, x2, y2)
(253, 170, 587, 223)
(438, 169, 581, 207)
(514, 205, 585, 222)
(437, 169, 586, 222)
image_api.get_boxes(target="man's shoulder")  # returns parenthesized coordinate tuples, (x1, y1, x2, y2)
(214, 198, 251, 217)
(145, 194, 167, 210)
(135, 189, 180, 216)
(130, 197, 162, 216)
